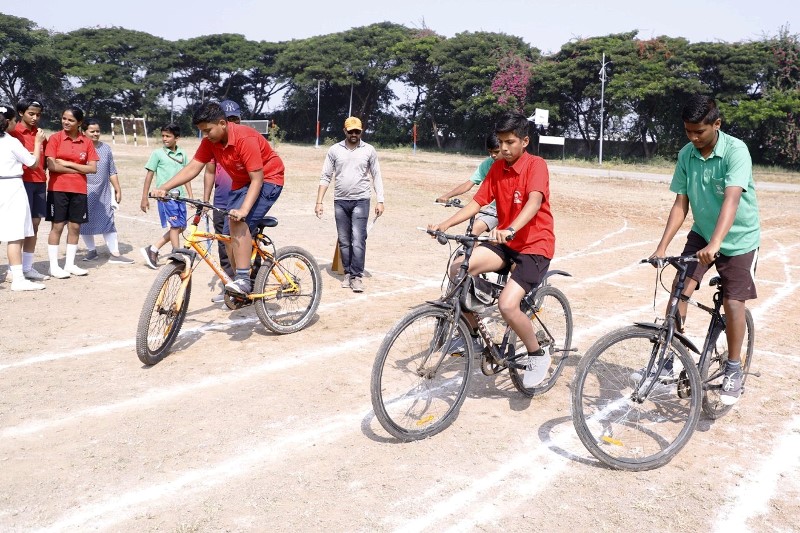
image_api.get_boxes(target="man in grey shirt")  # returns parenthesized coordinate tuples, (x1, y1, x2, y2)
(315, 117, 385, 293)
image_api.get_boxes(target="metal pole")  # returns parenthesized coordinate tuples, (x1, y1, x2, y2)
(348, 82, 353, 117)
(599, 52, 608, 165)
(315, 80, 321, 148)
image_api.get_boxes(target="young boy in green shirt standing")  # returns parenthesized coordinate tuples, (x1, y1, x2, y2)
(140, 123, 192, 269)
(650, 94, 760, 405)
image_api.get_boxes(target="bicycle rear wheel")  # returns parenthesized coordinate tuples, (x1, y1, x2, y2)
(571, 325, 702, 471)
(508, 285, 573, 397)
(701, 308, 755, 419)
(371, 305, 473, 441)
(254, 246, 322, 334)
(135, 262, 191, 365)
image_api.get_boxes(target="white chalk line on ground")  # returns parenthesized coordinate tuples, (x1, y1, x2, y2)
(712, 415, 800, 532)
(0, 276, 439, 371)
(37, 409, 369, 532)
(2, 335, 380, 440)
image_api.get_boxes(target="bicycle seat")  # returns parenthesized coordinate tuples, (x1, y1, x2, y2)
(709, 276, 721, 287)
(256, 216, 278, 231)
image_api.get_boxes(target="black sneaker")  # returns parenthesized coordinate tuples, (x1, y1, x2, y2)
(140, 247, 159, 269)
(82, 250, 98, 261)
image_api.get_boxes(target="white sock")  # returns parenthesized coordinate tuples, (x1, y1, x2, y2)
(150, 245, 159, 253)
(22, 252, 34, 272)
(82, 234, 96, 251)
(104, 232, 119, 255)
(48, 244, 61, 271)
(66, 243, 78, 268)
(10, 264, 23, 282)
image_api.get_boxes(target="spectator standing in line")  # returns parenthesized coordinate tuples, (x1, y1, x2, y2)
(314, 116, 385, 293)
(44, 105, 98, 279)
(0, 103, 46, 290)
(10, 98, 50, 281)
(202, 100, 239, 302)
(80, 119, 134, 264)
(140, 123, 191, 269)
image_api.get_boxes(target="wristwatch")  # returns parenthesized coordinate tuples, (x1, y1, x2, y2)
(505, 227, 516, 241)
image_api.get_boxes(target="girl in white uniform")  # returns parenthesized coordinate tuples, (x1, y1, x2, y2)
(0, 104, 46, 291)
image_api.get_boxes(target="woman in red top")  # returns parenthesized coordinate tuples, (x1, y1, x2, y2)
(45, 106, 99, 279)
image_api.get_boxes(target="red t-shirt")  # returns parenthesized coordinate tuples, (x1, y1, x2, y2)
(473, 152, 555, 258)
(9, 122, 47, 183)
(44, 131, 99, 194)
(193, 122, 284, 190)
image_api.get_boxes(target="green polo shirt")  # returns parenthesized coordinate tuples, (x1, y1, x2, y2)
(670, 130, 760, 256)
(145, 146, 189, 195)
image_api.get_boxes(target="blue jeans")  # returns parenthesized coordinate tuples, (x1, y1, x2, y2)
(334, 199, 369, 278)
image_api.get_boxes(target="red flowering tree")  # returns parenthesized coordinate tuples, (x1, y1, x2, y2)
(491, 52, 532, 111)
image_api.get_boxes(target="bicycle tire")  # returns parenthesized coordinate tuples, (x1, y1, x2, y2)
(571, 325, 702, 471)
(135, 262, 191, 365)
(508, 286, 574, 397)
(254, 246, 322, 334)
(701, 308, 755, 419)
(371, 305, 473, 441)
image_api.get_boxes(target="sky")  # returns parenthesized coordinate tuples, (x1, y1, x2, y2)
(3, 0, 797, 54)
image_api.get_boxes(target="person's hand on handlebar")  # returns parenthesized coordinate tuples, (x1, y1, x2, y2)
(427, 222, 448, 238)
(229, 207, 249, 222)
(489, 227, 514, 244)
(696, 243, 721, 266)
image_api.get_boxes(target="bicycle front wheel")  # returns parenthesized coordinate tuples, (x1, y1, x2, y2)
(371, 305, 473, 441)
(571, 325, 702, 471)
(254, 246, 322, 334)
(508, 285, 574, 397)
(701, 308, 755, 419)
(135, 262, 191, 365)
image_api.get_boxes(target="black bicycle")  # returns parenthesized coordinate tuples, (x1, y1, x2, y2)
(370, 216, 575, 441)
(571, 255, 756, 471)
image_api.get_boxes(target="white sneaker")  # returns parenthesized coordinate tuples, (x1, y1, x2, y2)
(24, 267, 50, 281)
(64, 264, 89, 276)
(211, 292, 226, 303)
(11, 278, 46, 291)
(522, 349, 551, 388)
(341, 274, 351, 288)
(50, 266, 71, 279)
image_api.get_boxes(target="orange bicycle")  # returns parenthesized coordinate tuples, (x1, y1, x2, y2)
(135, 194, 322, 365)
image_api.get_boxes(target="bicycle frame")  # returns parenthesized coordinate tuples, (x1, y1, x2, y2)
(154, 195, 302, 305)
(632, 256, 733, 398)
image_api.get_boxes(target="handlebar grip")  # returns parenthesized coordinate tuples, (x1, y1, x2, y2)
(436, 233, 448, 245)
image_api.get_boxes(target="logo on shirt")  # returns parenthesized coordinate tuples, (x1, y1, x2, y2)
(79, 152, 87, 163)
(513, 190, 523, 204)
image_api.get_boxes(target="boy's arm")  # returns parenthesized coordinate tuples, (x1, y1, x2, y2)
(141, 170, 155, 212)
(496, 191, 543, 243)
(229, 169, 265, 221)
(652, 194, 690, 258)
(155, 159, 205, 194)
(202, 162, 216, 202)
(697, 187, 743, 265)
(436, 180, 475, 203)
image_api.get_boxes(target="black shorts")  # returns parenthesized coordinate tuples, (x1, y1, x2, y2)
(46, 191, 88, 224)
(682, 230, 758, 301)
(479, 242, 550, 294)
(24, 182, 47, 219)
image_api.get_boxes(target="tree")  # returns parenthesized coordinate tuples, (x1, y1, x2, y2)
(0, 14, 63, 110)
(53, 28, 171, 121)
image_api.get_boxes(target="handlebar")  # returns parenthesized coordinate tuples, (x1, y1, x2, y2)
(149, 191, 230, 215)
(434, 198, 463, 208)
(419, 227, 492, 246)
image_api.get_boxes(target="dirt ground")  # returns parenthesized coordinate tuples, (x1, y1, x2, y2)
(1, 138, 799, 532)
